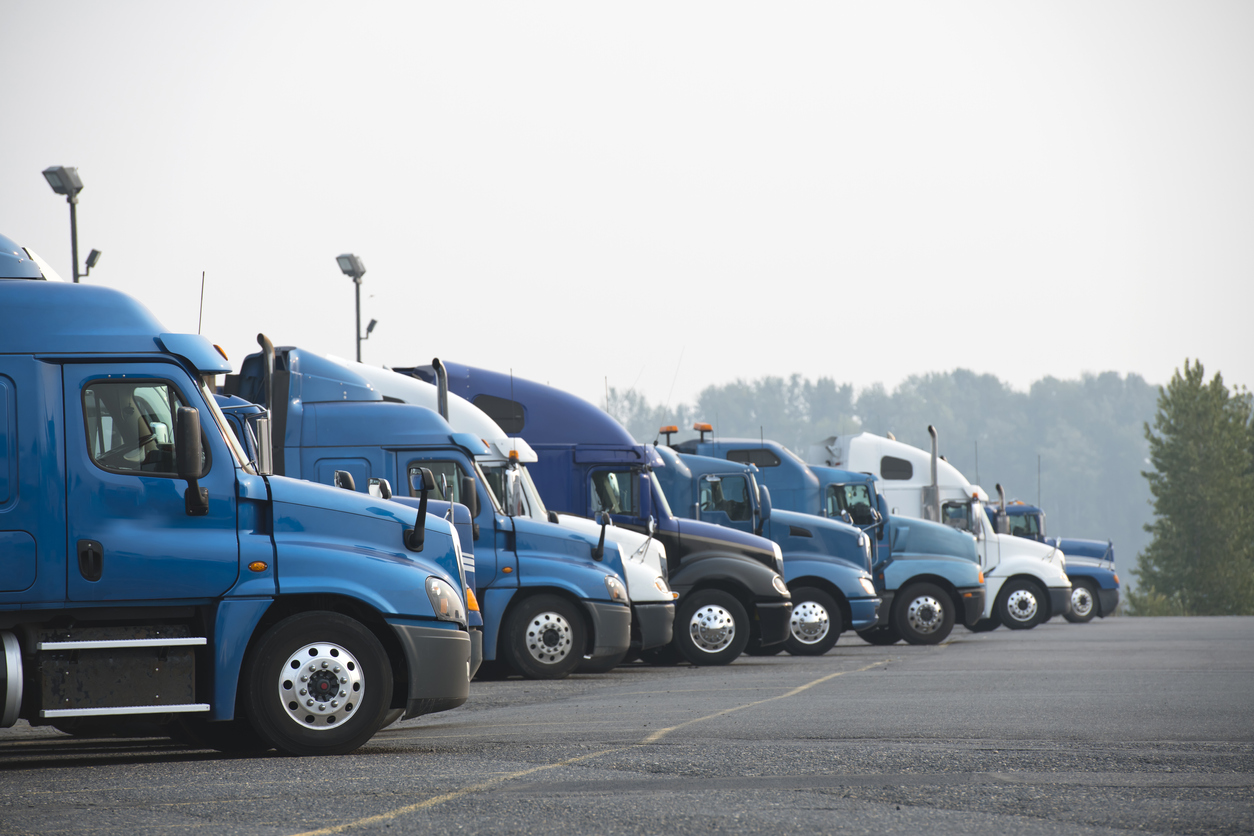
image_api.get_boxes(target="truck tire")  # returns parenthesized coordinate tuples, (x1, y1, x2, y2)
(674, 589, 749, 666)
(893, 583, 955, 645)
(577, 650, 627, 674)
(857, 624, 901, 645)
(501, 594, 585, 680)
(967, 617, 1001, 633)
(242, 611, 393, 756)
(784, 587, 842, 656)
(1064, 581, 1099, 623)
(173, 717, 269, 753)
(996, 580, 1048, 630)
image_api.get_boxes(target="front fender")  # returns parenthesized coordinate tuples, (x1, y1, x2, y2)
(1065, 562, 1120, 590)
(882, 553, 983, 593)
(515, 551, 623, 603)
(781, 554, 872, 599)
(668, 553, 786, 601)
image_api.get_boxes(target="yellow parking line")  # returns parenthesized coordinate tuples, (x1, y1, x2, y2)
(290, 659, 887, 836)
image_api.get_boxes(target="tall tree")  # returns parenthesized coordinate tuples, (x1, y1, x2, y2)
(1129, 360, 1254, 615)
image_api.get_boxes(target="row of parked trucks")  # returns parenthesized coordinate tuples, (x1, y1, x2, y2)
(0, 233, 1119, 755)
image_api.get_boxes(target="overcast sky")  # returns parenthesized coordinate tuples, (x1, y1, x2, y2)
(4, 2, 1251, 410)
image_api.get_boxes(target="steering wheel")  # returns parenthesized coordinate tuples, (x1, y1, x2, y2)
(99, 433, 156, 468)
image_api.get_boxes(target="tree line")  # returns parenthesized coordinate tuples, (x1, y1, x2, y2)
(605, 364, 1254, 615)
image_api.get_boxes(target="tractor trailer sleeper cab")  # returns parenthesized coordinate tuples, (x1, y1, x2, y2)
(0, 281, 470, 756)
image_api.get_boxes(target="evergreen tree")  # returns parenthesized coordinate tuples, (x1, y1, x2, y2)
(1128, 360, 1254, 615)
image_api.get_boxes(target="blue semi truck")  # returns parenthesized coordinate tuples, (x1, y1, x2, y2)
(224, 347, 633, 680)
(0, 280, 471, 755)
(986, 501, 1120, 623)
(650, 442, 879, 655)
(399, 362, 794, 666)
(676, 432, 987, 645)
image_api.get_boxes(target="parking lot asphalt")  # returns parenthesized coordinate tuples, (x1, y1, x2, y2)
(2, 615, 1251, 836)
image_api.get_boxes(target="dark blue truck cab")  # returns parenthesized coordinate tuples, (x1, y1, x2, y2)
(0, 282, 471, 755)
(401, 363, 794, 667)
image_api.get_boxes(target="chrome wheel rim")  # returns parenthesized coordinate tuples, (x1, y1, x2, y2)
(790, 601, 831, 645)
(279, 642, 363, 731)
(688, 604, 736, 653)
(906, 595, 945, 634)
(524, 611, 575, 665)
(1006, 588, 1039, 622)
(1070, 586, 1094, 618)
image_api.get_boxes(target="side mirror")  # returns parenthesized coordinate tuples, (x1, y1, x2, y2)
(439, 473, 449, 501)
(995, 511, 1010, 535)
(756, 485, 772, 535)
(461, 474, 480, 540)
(176, 407, 209, 516)
(334, 470, 356, 491)
(547, 510, 560, 524)
(592, 512, 610, 561)
(647, 515, 656, 537)
(368, 477, 393, 499)
(406, 467, 435, 551)
(254, 416, 274, 476)
(840, 509, 853, 525)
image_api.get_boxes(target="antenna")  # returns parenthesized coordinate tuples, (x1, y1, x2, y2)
(197, 271, 206, 335)
(663, 346, 685, 413)
(974, 440, 979, 486)
(760, 426, 764, 448)
(510, 369, 517, 457)
(1037, 454, 1041, 506)
(605, 376, 610, 416)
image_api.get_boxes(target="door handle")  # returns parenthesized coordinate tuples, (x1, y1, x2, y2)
(77, 539, 103, 582)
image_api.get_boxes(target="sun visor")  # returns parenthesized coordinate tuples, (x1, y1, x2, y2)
(490, 437, 538, 463)
(157, 333, 234, 373)
(451, 432, 491, 456)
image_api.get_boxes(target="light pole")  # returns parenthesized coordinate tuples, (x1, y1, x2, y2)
(42, 166, 101, 282)
(336, 253, 375, 362)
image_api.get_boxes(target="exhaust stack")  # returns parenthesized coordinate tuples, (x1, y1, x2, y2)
(432, 357, 449, 420)
(924, 425, 940, 521)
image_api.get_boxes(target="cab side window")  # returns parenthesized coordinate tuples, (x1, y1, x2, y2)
(83, 380, 202, 476)
(408, 460, 465, 502)
(700, 474, 752, 522)
(590, 470, 638, 516)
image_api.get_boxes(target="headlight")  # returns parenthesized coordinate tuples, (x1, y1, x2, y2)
(859, 577, 876, 596)
(771, 574, 790, 597)
(605, 575, 629, 603)
(426, 576, 467, 626)
(653, 576, 671, 595)
(772, 542, 785, 575)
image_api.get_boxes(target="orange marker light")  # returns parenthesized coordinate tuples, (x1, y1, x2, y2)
(502, 566, 513, 574)
(466, 588, 480, 612)
(659, 425, 679, 434)
(248, 561, 268, 573)
(692, 422, 713, 432)
(214, 344, 229, 361)
(508, 449, 519, 462)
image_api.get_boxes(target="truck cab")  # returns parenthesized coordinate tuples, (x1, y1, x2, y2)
(808, 428, 1072, 630)
(676, 433, 986, 645)
(651, 443, 879, 654)
(400, 362, 794, 667)
(987, 503, 1120, 623)
(0, 282, 471, 755)
(225, 348, 632, 680)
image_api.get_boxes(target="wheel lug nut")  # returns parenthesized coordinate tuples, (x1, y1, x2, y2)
(318, 704, 327, 712)
(331, 701, 339, 708)
(321, 661, 329, 669)
(306, 699, 314, 706)
(300, 675, 308, 682)
(333, 665, 341, 673)
(300, 689, 307, 696)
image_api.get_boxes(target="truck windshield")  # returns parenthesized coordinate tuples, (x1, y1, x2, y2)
(479, 462, 549, 521)
(1010, 512, 1044, 538)
(941, 500, 974, 532)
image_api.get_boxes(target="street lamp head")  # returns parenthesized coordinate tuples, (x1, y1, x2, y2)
(85, 249, 101, 270)
(366, 318, 378, 336)
(336, 253, 366, 280)
(42, 166, 84, 198)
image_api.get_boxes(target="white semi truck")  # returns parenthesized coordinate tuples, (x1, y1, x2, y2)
(807, 427, 1071, 630)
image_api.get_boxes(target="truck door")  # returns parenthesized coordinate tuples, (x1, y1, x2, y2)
(696, 473, 756, 534)
(63, 364, 241, 601)
(405, 455, 509, 588)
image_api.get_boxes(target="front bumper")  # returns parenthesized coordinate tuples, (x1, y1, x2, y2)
(873, 591, 896, 628)
(957, 586, 987, 627)
(1098, 587, 1120, 617)
(1049, 586, 1073, 619)
(848, 596, 881, 632)
(632, 601, 676, 651)
(390, 623, 471, 719)
(582, 600, 633, 661)
(752, 600, 793, 647)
